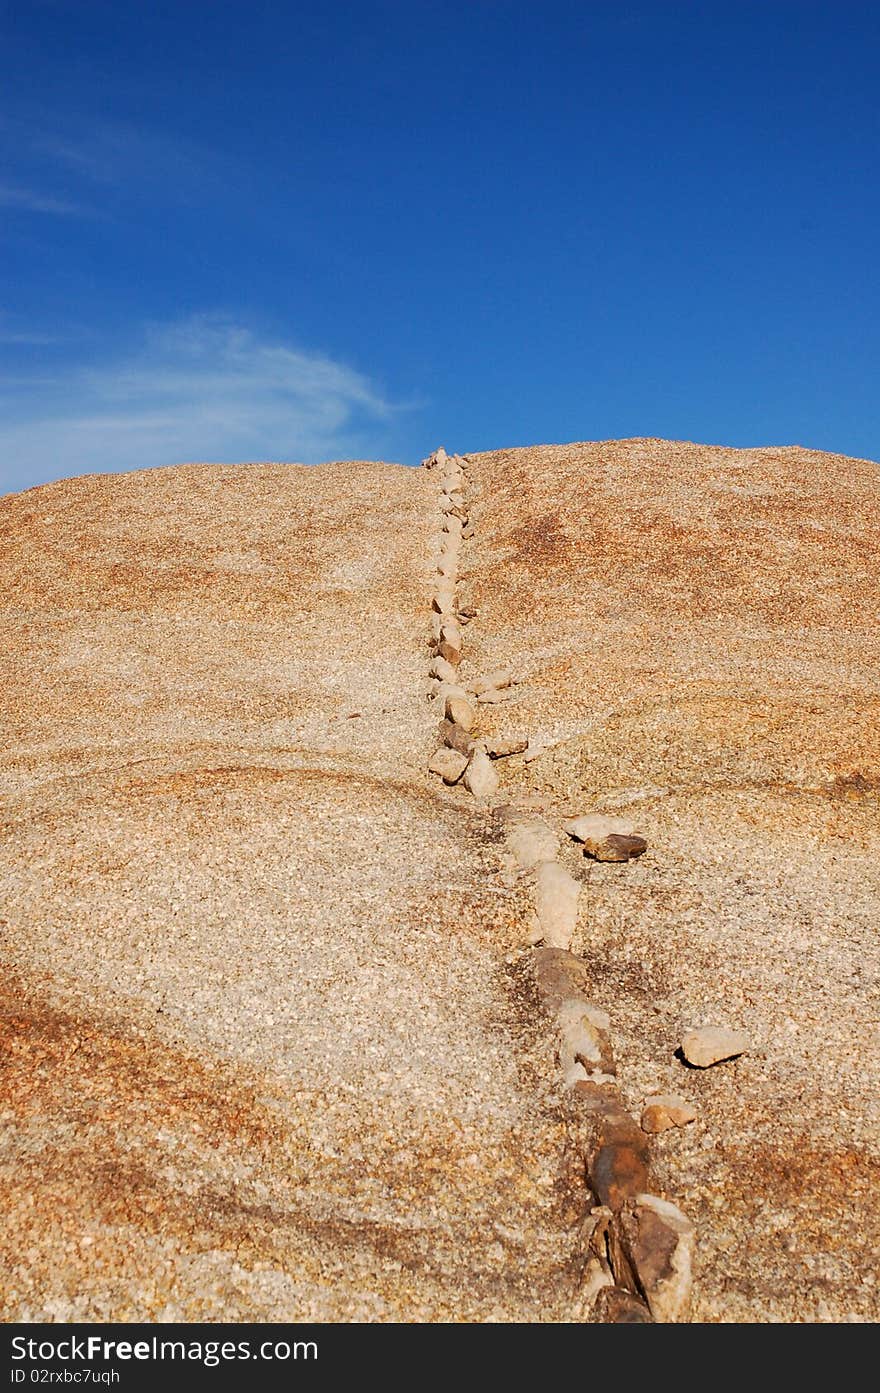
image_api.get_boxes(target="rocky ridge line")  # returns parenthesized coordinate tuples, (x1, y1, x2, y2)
(421, 446, 695, 1323)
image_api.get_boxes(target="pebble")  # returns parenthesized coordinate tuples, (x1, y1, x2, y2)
(463, 748, 499, 798)
(680, 1026, 749, 1068)
(472, 669, 513, 695)
(483, 736, 528, 759)
(640, 1095, 697, 1133)
(533, 861, 581, 950)
(564, 814, 647, 861)
(445, 695, 476, 730)
(429, 656, 459, 684)
(427, 748, 469, 785)
(586, 833, 648, 863)
(504, 815, 558, 869)
(437, 719, 473, 757)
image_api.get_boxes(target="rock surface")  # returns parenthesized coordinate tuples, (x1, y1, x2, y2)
(3, 435, 879, 1324)
(680, 1027, 749, 1068)
(641, 1095, 697, 1133)
(427, 748, 469, 784)
(461, 436, 880, 1323)
(0, 459, 581, 1323)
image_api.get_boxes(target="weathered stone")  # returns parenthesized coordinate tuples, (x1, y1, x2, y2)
(472, 669, 513, 695)
(531, 946, 592, 1014)
(438, 636, 462, 666)
(437, 719, 474, 757)
(434, 680, 467, 707)
(427, 748, 468, 785)
(428, 656, 459, 684)
(483, 736, 528, 759)
(570, 1082, 651, 1212)
(586, 833, 648, 863)
(640, 1095, 697, 1133)
(441, 527, 462, 555)
(562, 1061, 589, 1088)
(564, 813, 635, 842)
(618, 1194, 695, 1323)
(463, 748, 499, 798)
(556, 998, 615, 1077)
(565, 813, 648, 861)
(432, 582, 456, 614)
(438, 620, 462, 665)
(533, 861, 581, 950)
(504, 815, 558, 869)
(445, 695, 475, 730)
(436, 553, 456, 580)
(594, 1286, 653, 1323)
(680, 1026, 748, 1068)
(462, 524, 475, 539)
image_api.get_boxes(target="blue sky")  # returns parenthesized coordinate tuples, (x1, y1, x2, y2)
(1, 0, 878, 493)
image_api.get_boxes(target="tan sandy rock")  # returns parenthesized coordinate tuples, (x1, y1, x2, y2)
(427, 748, 469, 785)
(680, 1027, 749, 1068)
(640, 1095, 697, 1133)
(462, 436, 880, 1322)
(463, 748, 499, 799)
(444, 695, 476, 730)
(504, 815, 558, 869)
(483, 736, 528, 759)
(472, 669, 513, 695)
(533, 861, 581, 950)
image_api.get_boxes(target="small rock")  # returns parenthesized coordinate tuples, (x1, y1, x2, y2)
(680, 1027, 749, 1068)
(445, 695, 476, 730)
(562, 1061, 589, 1089)
(462, 524, 475, 540)
(428, 656, 459, 684)
(530, 946, 592, 1014)
(587, 833, 649, 863)
(618, 1194, 695, 1323)
(571, 1081, 651, 1212)
(594, 1287, 653, 1324)
(434, 680, 467, 707)
(438, 636, 462, 666)
(437, 719, 473, 757)
(640, 1095, 697, 1133)
(427, 748, 468, 785)
(463, 748, 499, 798)
(564, 813, 634, 842)
(533, 861, 581, 950)
(483, 736, 528, 759)
(504, 815, 558, 869)
(472, 669, 513, 695)
(432, 584, 456, 615)
(556, 998, 614, 1075)
(476, 688, 517, 704)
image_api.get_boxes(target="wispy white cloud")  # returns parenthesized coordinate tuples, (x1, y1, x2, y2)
(0, 316, 406, 493)
(0, 181, 84, 216)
